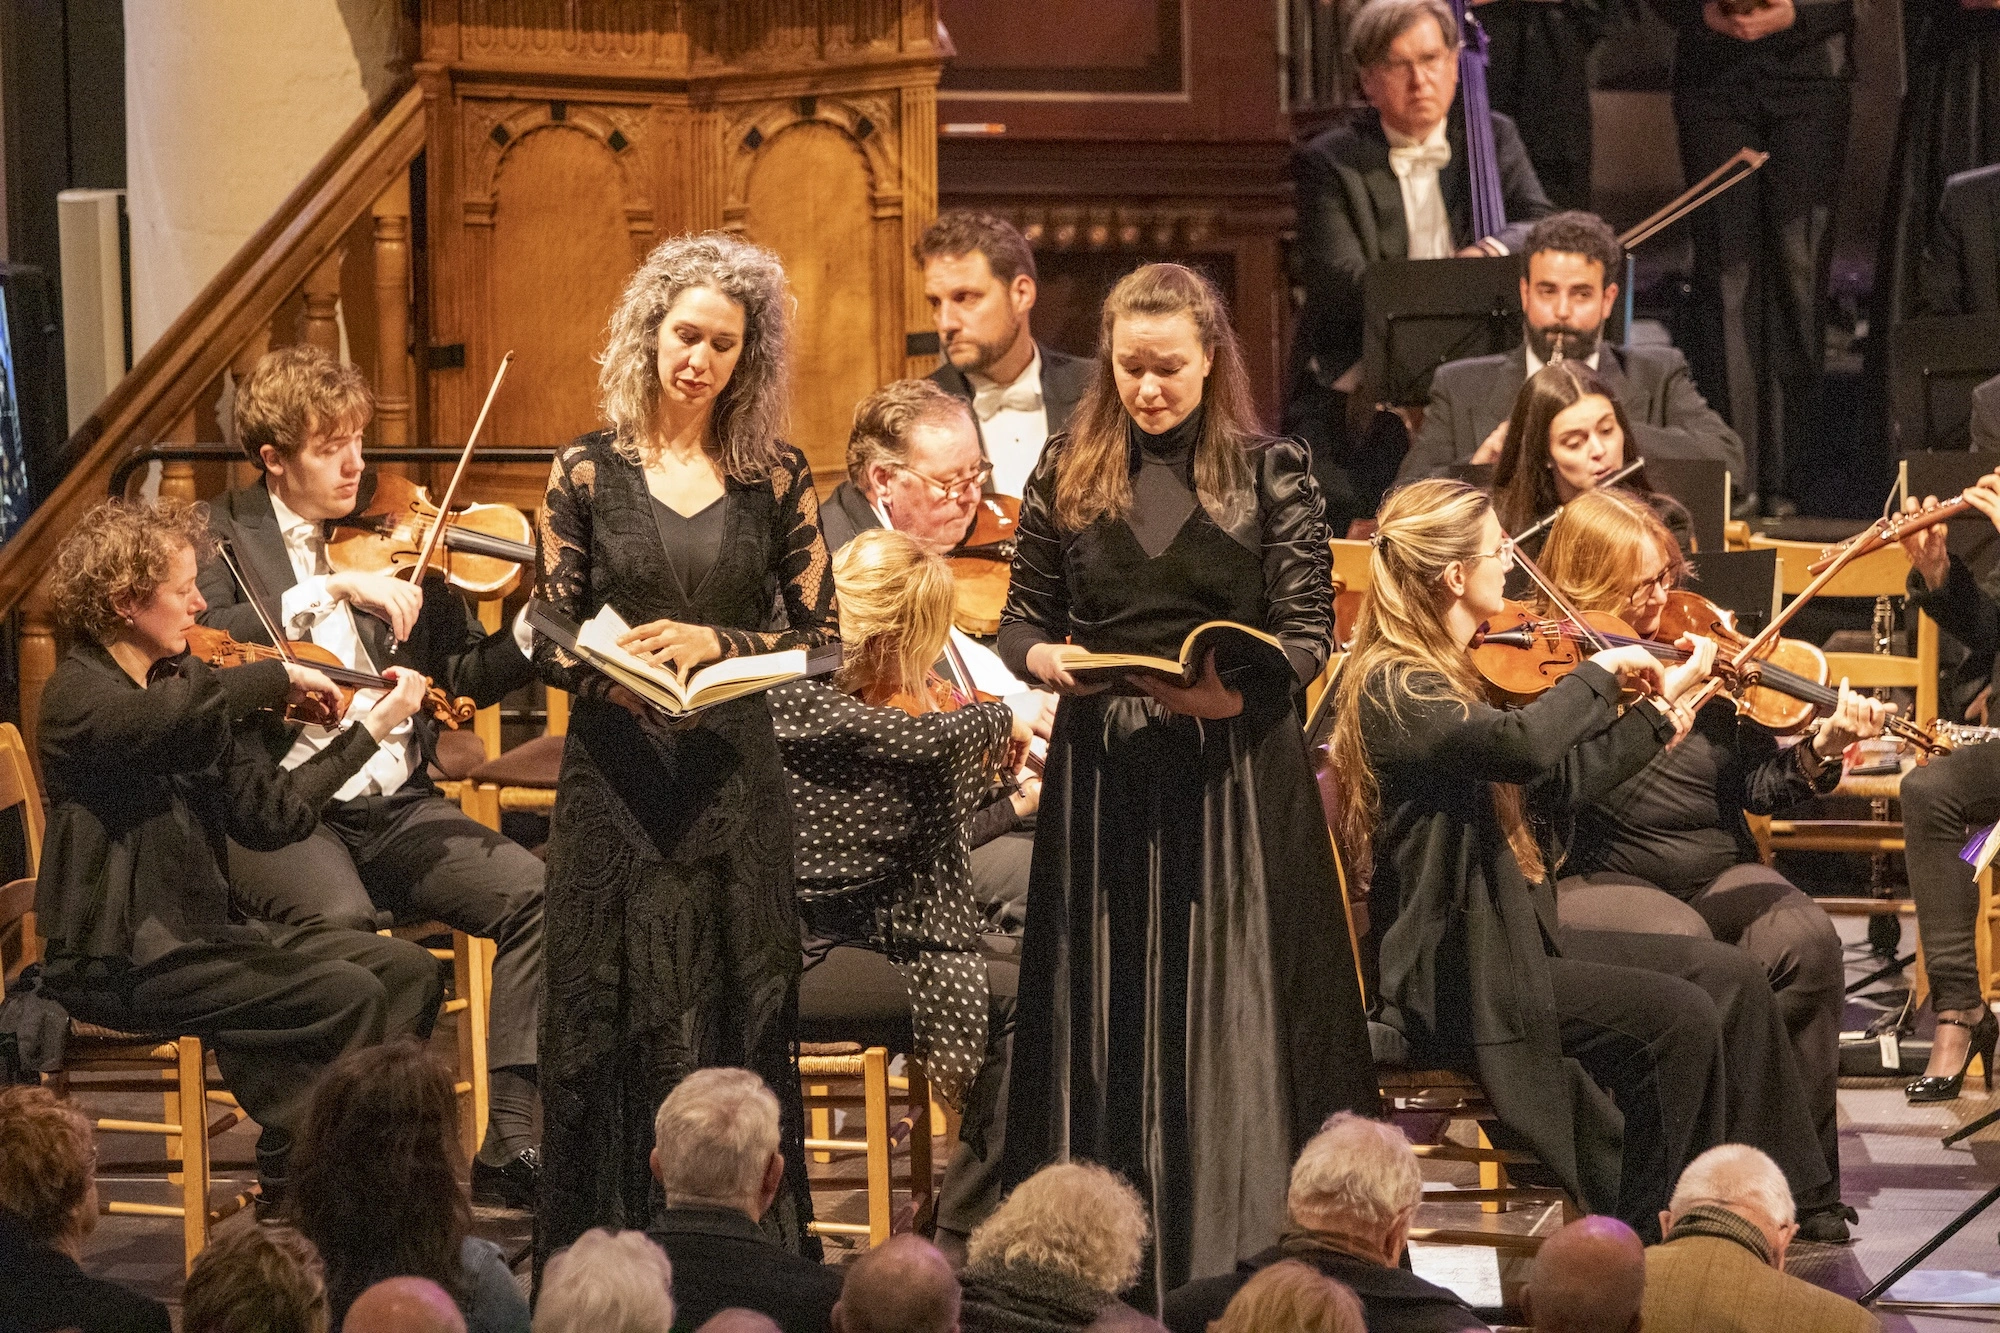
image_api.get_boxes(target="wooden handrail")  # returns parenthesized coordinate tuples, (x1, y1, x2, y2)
(0, 79, 425, 620)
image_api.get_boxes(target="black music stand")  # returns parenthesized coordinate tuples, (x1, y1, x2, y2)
(1888, 315, 2000, 452)
(1644, 457, 1729, 557)
(1363, 257, 1523, 407)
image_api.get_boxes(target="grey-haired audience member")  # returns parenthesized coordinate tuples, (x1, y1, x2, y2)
(957, 1163, 1164, 1333)
(534, 1228, 675, 1333)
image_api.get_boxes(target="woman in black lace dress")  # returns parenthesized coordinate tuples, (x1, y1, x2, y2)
(996, 264, 1375, 1304)
(530, 233, 836, 1273)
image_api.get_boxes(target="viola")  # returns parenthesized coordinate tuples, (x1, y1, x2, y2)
(183, 623, 476, 731)
(326, 471, 535, 598)
(945, 495, 1020, 637)
(1653, 590, 1827, 735)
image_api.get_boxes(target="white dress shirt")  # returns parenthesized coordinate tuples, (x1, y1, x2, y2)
(270, 491, 417, 801)
(966, 346, 1049, 500)
(1385, 119, 1455, 261)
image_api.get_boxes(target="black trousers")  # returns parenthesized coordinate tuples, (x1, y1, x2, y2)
(1278, 378, 1409, 535)
(797, 941, 1017, 1239)
(1558, 865, 1844, 1188)
(969, 829, 1033, 946)
(1674, 78, 1851, 503)
(227, 788, 544, 1072)
(1537, 948, 1727, 1241)
(44, 924, 441, 1183)
(1900, 746, 1998, 1013)
(1561, 926, 1837, 1214)
(1480, 0, 1598, 210)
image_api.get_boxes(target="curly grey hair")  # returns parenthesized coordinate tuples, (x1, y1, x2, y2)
(966, 1162, 1149, 1295)
(598, 232, 793, 479)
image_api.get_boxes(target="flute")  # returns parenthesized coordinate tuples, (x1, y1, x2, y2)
(1806, 493, 1975, 575)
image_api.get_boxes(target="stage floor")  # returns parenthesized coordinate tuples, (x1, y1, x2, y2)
(65, 918, 2000, 1330)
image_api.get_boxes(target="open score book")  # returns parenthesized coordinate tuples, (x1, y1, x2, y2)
(1062, 620, 1287, 686)
(538, 601, 807, 717)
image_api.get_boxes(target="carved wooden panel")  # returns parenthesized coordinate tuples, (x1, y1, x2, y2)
(420, 0, 942, 494)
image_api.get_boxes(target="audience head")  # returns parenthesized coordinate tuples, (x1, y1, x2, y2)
(1351, 0, 1460, 140)
(1059, 262, 1256, 533)
(233, 345, 373, 516)
(1209, 1260, 1366, 1333)
(288, 1038, 470, 1320)
(1330, 480, 1546, 881)
(845, 378, 985, 551)
(600, 231, 792, 479)
(916, 211, 1040, 380)
(1664, 1144, 1798, 1270)
(832, 1234, 961, 1333)
(967, 1161, 1150, 1297)
(1537, 487, 1687, 640)
(651, 1067, 786, 1223)
(832, 529, 958, 703)
(1492, 359, 1644, 536)
(0, 1085, 98, 1260)
(1523, 1216, 1645, 1333)
(698, 1313, 783, 1333)
(535, 1228, 675, 1333)
(183, 1224, 329, 1333)
(342, 1277, 466, 1333)
(50, 497, 216, 662)
(1286, 1112, 1424, 1268)
(1520, 213, 1625, 364)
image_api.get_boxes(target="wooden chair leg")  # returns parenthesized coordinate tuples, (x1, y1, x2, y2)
(162, 1067, 184, 1187)
(810, 1086, 832, 1164)
(907, 1062, 933, 1214)
(865, 1047, 892, 1247)
(1478, 1124, 1509, 1214)
(178, 1037, 210, 1267)
(452, 931, 491, 1161)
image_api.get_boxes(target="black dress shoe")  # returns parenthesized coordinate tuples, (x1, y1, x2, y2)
(1796, 1202, 1857, 1244)
(472, 1146, 539, 1210)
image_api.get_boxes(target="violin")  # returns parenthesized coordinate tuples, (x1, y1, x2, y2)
(945, 495, 1020, 637)
(1653, 590, 1827, 734)
(881, 666, 1046, 780)
(1469, 600, 1650, 706)
(184, 623, 476, 730)
(327, 471, 534, 598)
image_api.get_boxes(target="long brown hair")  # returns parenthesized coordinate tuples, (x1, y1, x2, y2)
(1536, 487, 1688, 617)
(287, 1040, 470, 1321)
(1327, 479, 1545, 880)
(1053, 263, 1257, 532)
(1491, 360, 1652, 537)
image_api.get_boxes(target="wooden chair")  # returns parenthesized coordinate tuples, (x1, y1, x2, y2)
(1310, 725, 1573, 1254)
(798, 1043, 935, 1248)
(0, 723, 251, 1272)
(379, 920, 494, 1161)
(462, 687, 567, 833)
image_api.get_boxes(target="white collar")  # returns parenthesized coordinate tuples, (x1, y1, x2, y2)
(966, 344, 1043, 397)
(1524, 341, 1604, 379)
(1382, 118, 1448, 154)
(267, 487, 321, 542)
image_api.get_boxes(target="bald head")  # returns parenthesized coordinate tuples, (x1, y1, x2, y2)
(832, 1236, 961, 1333)
(698, 1312, 783, 1333)
(1526, 1216, 1644, 1333)
(344, 1277, 466, 1333)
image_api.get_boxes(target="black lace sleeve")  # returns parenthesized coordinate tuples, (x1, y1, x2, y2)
(531, 439, 612, 703)
(998, 439, 1070, 679)
(716, 446, 839, 659)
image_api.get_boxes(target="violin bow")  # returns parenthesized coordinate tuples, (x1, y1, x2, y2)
(216, 539, 299, 663)
(1618, 148, 1769, 252)
(404, 350, 515, 587)
(1506, 540, 1614, 657)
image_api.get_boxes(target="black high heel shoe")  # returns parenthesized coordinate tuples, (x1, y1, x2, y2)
(1906, 1009, 1999, 1104)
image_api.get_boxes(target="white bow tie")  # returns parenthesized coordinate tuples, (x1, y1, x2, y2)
(972, 380, 1042, 421)
(1389, 141, 1452, 178)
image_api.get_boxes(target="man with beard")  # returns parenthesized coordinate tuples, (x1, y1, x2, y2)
(1394, 211, 1746, 491)
(915, 212, 1093, 501)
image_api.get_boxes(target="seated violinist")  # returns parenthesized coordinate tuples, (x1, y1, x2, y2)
(1489, 359, 1695, 557)
(34, 498, 442, 1216)
(196, 344, 546, 1210)
(1537, 487, 1890, 1243)
(821, 378, 1054, 939)
(769, 528, 1033, 1255)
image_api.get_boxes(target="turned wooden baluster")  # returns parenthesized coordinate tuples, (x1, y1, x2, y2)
(372, 173, 414, 451)
(17, 578, 57, 767)
(300, 249, 343, 356)
(228, 323, 275, 489)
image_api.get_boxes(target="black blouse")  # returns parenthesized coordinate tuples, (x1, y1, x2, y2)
(35, 644, 378, 970)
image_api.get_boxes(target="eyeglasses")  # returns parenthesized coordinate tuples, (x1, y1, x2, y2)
(1373, 48, 1455, 83)
(1629, 565, 1676, 599)
(891, 460, 992, 503)
(1469, 542, 1516, 571)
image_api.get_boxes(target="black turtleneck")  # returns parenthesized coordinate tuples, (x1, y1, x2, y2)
(1127, 406, 1204, 559)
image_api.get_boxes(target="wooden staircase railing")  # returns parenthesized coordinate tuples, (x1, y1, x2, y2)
(0, 79, 427, 750)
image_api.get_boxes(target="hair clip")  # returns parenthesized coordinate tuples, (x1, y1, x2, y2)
(1369, 532, 1387, 550)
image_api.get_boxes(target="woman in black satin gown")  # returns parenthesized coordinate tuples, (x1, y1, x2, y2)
(996, 263, 1375, 1305)
(530, 234, 837, 1276)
